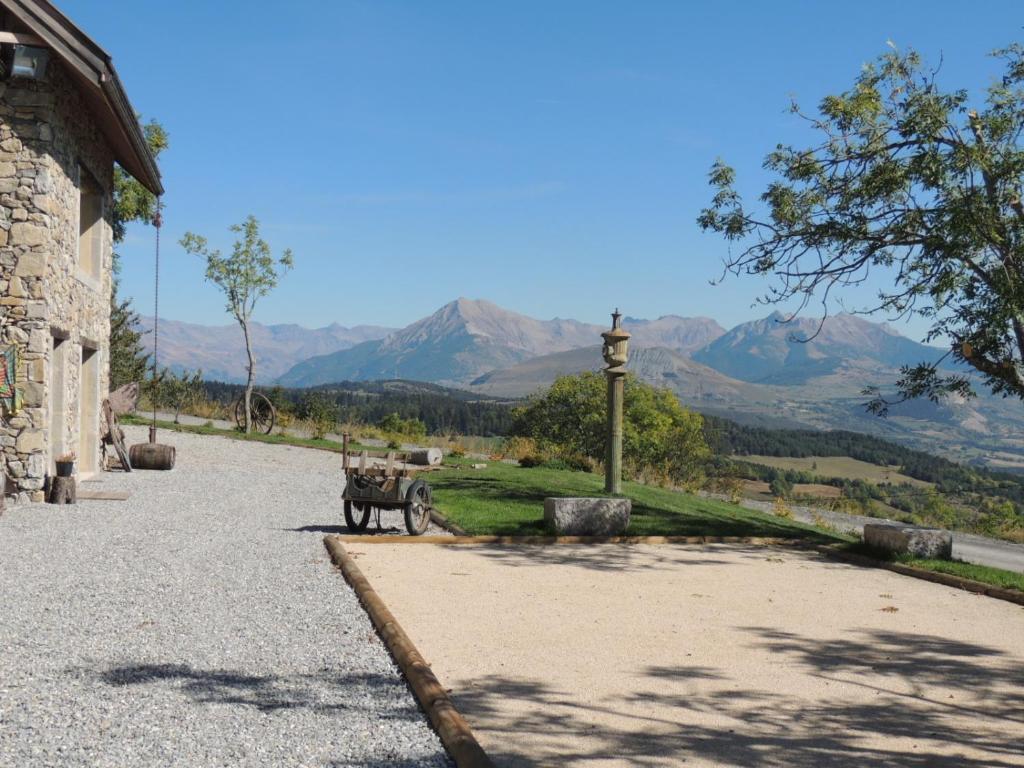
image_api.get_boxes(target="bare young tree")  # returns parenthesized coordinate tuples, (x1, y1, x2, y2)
(181, 216, 293, 432)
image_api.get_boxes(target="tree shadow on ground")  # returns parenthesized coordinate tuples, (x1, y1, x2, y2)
(327, 762, 449, 768)
(285, 524, 403, 536)
(95, 664, 421, 717)
(743, 626, 1024, 726)
(449, 628, 1024, 767)
(286, 524, 352, 534)
(439, 542, 810, 574)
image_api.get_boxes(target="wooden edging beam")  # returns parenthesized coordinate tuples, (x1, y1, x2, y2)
(323, 535, 494, 768)
(340, 534, 802, 546)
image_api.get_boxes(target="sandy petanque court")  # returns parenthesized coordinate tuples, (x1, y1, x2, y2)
(346, 541, 1024, 767)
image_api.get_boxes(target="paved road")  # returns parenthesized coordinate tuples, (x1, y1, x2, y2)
(723, 496, 1024, 574)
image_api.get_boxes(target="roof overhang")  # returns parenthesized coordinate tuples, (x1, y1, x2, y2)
(0, 0, 163, 195)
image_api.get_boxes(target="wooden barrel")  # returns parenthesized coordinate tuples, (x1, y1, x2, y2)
(408, 447, 443, 466)
(129, 443, 176, 470)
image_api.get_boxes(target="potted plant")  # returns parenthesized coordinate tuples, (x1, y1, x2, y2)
(55, 452, 75, 478)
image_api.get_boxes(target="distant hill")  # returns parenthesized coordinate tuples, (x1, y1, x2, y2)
(470, 345, 765, 404)
(624, 315, 725, 354)
(278, 299, 726, 388)
(462, 310, 1024, 466)
(278, 298, 595, 386)
(691, 311, 948, 384)
(138, 316, 395, 383)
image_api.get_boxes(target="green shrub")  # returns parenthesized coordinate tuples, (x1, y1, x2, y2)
(300, 392, 339, 440)
(511, 372, 709, 485)
(518, 453, 548, 468)
(379, 412, 427, 439)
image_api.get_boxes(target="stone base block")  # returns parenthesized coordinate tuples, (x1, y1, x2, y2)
(863, 523, 953, 559)
(544, 497, 631, 536)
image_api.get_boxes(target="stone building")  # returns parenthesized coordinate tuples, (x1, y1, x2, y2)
(0, 1, 162, 502)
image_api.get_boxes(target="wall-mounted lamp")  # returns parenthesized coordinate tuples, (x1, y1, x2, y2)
(0, 42, 49, 80)
(10, 44, 49, 79)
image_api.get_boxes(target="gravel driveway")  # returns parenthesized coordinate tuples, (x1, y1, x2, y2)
(0, 425, 452, 768)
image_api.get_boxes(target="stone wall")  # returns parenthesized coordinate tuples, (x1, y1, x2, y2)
(0, 62, 114, 502)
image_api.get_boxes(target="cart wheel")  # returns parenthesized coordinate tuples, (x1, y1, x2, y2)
(344, 500, 371, 532)
(404, 480, 432, 536)
(234, 393, 276, 435)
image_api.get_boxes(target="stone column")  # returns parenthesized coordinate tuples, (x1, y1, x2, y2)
(601, 310, 630, 495)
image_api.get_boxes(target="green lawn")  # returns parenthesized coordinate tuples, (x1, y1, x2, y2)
(905, 558, 1024, 591)
(843, 542, 1024, 592)
(432, 459, 846, 540)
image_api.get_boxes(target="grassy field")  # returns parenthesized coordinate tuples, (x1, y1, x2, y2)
(742, 479, 841, 501)
(431, 459, 845, 540)
(740, 455, 932, 487)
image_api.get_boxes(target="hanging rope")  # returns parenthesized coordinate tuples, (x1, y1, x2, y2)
(150, 198, 162, 442)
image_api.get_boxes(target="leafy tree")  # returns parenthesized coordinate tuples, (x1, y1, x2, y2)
(769, 476, 793, 499)
(299, 391, 338, 440)
(109, 293, 149, 390)
(698, 43, 1024, 410)
(511, 372, 710, 485)
(149, 368, 204, 423)
(112, 120, 169, 243)
(180, 216, 293, 432)
(109, 119, 169, 389)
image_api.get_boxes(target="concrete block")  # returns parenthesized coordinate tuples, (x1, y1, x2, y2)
(863, 523, 953, 560)
(544, 497, 631, 536)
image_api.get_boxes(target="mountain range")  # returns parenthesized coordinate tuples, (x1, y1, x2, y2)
(138, 316, 394, 382)
(143, 298, 1024, 467)
(278, 299, 728, 387)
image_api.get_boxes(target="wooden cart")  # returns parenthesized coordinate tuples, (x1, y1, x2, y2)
(340, 435, 435, 536)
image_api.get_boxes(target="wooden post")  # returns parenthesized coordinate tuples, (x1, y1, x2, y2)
(342, 433, 350, 470)
(48, 476, 76, 505)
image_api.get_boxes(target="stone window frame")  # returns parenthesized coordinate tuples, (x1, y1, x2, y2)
(75, 163, 105, 291)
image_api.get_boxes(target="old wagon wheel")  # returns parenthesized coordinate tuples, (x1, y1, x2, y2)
(234, 392, 276, 435)
(344, 500, 371, 532)
(403, 479, 432, 536)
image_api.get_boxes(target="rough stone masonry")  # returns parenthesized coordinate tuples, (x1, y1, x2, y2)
(0, 62, 115, 502)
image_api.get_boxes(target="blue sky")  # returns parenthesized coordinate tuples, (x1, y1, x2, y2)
(62, 0, 1020, 336)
